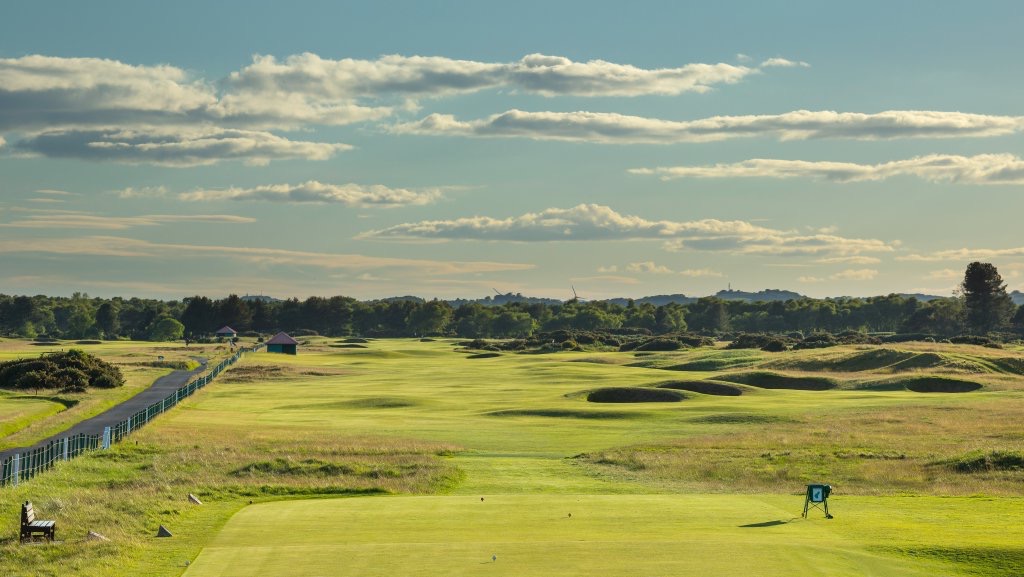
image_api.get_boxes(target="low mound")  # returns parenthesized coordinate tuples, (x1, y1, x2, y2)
(331, 343, 368, 348)
(342, 397, 418, 409)
(690, 413, 794, 424)
(487, 409, 636, 419)
(567, 357, 621, 364)
(716, 371, 838, 391)
(901, 376, 982, 393)
(467, 352, 501, 359)
(340, 337, 370, 343)
(664, 354, 763, 372)
(586, 387, 685, 403)
(935, 450, 1024, 473)
(655, 380, 744, 396)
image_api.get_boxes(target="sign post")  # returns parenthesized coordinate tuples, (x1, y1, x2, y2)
(802, 483, 833, 519)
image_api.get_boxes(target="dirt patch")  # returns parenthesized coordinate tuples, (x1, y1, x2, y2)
(655, 380, 744, 396)
(586, 387, 685, 403)
(716, 371, 838, 391)
(487, 408, 637, 419)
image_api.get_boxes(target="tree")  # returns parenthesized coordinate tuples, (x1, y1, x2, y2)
(149, 316, 185, 341)
(961, 262, 1014, 335)
(95, 302, 120, 338)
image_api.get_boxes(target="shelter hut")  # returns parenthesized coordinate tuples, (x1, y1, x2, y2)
(266, 332, 298, 355)
(215, 326, 237, 339)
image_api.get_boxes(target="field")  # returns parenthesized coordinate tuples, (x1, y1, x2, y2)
(2, 338, 1024, 576)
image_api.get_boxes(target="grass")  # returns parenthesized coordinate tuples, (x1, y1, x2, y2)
(2, 339, 1024, 576)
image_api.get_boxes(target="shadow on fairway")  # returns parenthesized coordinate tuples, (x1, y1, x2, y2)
(739, 519, 791, 528)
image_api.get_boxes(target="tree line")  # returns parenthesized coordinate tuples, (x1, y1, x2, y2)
(0, 263, 1019, 341)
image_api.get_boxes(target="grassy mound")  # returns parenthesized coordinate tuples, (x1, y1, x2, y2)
(716, 371, 838, 391)
(664, 353, 763, 372)
(487, 408, 637, 419)
(340, 337, 370, 343)
(586, 387, 685, 403)
(331, 343, 368, 348)
(655, 380, 744, 396)
(689, 413, 794, 424)
(934, 450, 1024, 472)
(342, 397, 418, 409)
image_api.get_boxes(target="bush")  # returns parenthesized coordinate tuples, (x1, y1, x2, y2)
(950, 335, 1001, 348)
(760, 339, 788, 352)
(0, 349, 124, 391)
(635, 339, 682, 352)
(291, 329, 320, 337)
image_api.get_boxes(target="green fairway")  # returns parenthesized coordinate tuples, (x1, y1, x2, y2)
(183, 494, 1024, 577)
(4, 338, 1024, 576)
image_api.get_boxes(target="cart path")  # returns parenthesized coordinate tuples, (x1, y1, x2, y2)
(0, 359, 207, 461)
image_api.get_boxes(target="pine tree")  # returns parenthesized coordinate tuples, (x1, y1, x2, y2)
(961, 262, 1014, 335)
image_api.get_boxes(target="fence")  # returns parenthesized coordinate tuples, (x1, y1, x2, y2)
(0, 344, 263, 487)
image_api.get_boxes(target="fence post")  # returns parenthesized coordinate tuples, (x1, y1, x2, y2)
(11, 454, 19, 487)
(102, 426, 111, 450)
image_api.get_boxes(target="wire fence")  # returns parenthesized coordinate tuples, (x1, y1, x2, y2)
(0, 344, 263, 487)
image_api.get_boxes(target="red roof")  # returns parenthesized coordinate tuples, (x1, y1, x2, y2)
(266, 332, 298, 345)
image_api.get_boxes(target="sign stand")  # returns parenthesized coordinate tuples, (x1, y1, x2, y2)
(802, 484, 833, 519)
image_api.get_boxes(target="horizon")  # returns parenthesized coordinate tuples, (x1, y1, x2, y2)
(3, 2, 1023, 301)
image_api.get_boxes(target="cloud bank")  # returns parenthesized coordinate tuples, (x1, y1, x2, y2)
(179, 181, 444, 207)
(631, 153, 1024, 184)
(393, 109, 1024, 144)
(359, 203, 895, 257)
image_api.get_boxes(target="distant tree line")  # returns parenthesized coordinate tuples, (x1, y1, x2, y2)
(0, 263, 1020, 341)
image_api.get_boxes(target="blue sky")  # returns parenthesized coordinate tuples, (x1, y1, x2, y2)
(2, 1, 1023, 300)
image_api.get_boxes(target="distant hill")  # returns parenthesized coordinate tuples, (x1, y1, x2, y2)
(449, 293, 563, 307)
(714, 289, 804, 302)
(605, 294, 696, 307)
(1012, 291, 1024, 306)
(240, 294, 281, 303)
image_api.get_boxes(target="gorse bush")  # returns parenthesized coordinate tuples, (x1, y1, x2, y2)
(0, 349, 124, 391)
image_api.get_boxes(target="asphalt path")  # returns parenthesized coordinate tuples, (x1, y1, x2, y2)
(0, 360, 207, 462)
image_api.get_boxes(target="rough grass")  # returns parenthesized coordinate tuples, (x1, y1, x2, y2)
(655, 380, 745, 396)
(715, 371, 839, 391)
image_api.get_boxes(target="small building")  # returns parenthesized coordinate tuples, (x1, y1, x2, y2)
(266, 332, 298, 355)
(215, 326, 238, 339)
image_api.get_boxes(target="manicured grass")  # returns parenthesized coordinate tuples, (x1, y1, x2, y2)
(183, 494, 1024, 577)
(2, 338, 1024, 576)
(0, 392, 68, 438)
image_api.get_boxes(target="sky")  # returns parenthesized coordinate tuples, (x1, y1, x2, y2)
(2, 1, 1024, 301)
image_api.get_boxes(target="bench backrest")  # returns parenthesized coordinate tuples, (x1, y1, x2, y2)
(22, 501, 35, 525)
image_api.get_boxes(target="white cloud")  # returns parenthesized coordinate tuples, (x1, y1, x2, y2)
(626, 261, 673, 274)
(630, 154, 1024, 184)
(359, 203, 895, 258)
(0, 211, 255, 230)
(394, 109, 1024, 144)
(678, 268, 723, 277)
(16, 127, 349, 166)
(34, 189, 77, 196)
(830, 268, 878, 280)
(597, 265, 619, 273)
(925, 268, 963, 280)
(899, 247, 1024, 262)
(815, 256, 881, 265)
(0, 235, 534, 275)
(760, 58, 810, 68)
(115, 186, 169, 199)
(179, 181, 444, 207)
(799, 269, 878, 282)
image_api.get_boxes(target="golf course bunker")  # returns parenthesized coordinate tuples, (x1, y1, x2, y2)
(899, 376, 983, 393)
(466, 352, 501, 359)
(655, 380, 744, 396)
(586, 387, 685, 403)
(716, 371, 838, 391)
(487, 408, 637, 419)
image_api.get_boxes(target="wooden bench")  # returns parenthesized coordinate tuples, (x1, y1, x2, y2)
(20, 501, 56, 543)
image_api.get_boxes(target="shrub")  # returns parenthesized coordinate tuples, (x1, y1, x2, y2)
(760, 339, 788, 352)
(0, 349, 124, 391)
(950, 335, 1001, 348)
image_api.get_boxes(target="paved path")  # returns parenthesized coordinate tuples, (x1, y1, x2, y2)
(0, 360, 207, 461)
